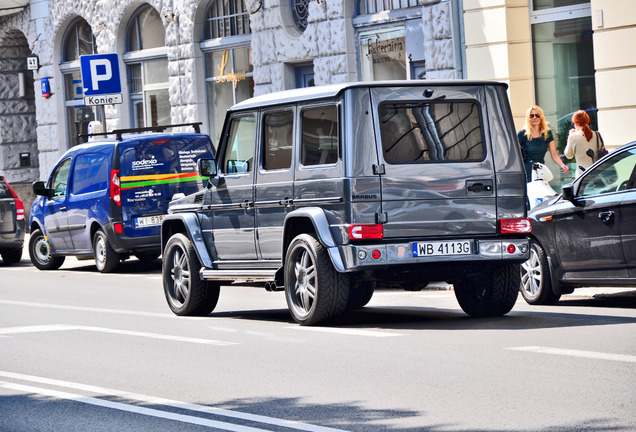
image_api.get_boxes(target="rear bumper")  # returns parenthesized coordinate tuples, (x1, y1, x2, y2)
(103, 223, 161, 255)
(335, 238, 530, 272)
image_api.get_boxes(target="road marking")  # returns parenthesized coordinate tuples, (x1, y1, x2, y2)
(0, 299, 170, 318)
(0, 371, 350, 432)
(289, 326, 403, 337)
(507, 346, 636, 363)
(0, 324, 237, 346)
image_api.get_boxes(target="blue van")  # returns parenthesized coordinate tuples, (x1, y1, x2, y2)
(29, 123, 214, 272)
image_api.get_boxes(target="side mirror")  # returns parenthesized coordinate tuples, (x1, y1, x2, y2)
(561, 183, 575, 201)
(32, 181, 49, 197)
(197, 158, 217, 178)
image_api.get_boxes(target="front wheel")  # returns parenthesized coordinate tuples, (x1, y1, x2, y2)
(93, 229, 120, 273)
(28, 229, 65, 270)
(520, 240, 561, 305)
(162, 233, 220, 316)
(284, 233, 349, 325)
(454, 263, 520, 317)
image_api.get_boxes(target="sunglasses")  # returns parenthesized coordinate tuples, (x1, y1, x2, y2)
(529, 114, 540, 118)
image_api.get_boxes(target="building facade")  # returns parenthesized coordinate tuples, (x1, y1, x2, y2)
(0, 0, 634, 209)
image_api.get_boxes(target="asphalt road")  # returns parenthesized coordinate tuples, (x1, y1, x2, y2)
(1, 255, 635, 432)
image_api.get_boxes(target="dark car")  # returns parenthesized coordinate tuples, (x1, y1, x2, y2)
(0, 176, 26, 264)
(29, 123, 214, 272)
(520, 140, 636, 304)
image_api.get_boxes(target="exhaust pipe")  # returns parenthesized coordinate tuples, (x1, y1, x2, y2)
(265, 282, 282, 292)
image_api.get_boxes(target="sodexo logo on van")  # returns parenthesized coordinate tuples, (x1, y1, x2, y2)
(131, 157, 162, 171)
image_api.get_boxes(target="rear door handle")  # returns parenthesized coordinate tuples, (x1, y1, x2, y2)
(599, 211, 614, 223)
(60, 206, 67, 211)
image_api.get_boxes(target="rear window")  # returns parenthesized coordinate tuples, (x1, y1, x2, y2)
(379, 101, 485, 164)
(301, 105, 339, 166)
(0, 180, 10, 198)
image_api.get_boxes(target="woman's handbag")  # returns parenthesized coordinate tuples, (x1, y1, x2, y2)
(597, 132, 608, 160)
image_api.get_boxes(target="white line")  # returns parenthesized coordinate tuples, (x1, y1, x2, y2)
(0, 371, 350, 432)
(0, 324, 237, 346)
(288, 326, 403, 337)
(0, 381, 267, 432)
(0, 299, 170, 318)
(507, 346, 636, 363)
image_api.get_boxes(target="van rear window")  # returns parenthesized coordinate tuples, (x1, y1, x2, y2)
(379, 102, 484, 163)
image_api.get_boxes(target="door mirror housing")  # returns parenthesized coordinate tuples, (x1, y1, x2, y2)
(198, 158, 217, 178)
(32, 181, 50, 197)
(561, 183, 575, 202)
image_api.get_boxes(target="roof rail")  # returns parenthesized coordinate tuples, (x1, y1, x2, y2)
(78, 122, 203, 141)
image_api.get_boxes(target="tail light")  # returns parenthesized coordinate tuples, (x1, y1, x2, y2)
(4, 179, 25, 220)
(348, 224, 384, 240)
(499, 218, 532, 234)
(110, 169, 121, 206)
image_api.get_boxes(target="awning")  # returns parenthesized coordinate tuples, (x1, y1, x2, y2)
(0, 0, 29, 16)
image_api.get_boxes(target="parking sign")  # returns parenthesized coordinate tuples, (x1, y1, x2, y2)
(80, 53, 123, 105)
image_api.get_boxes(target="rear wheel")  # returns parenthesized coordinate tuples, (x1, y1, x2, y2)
(28, 229, 65, 270)
(1, 247, 22, 264)
(284, 233, 349, 325)
(163, 233, 220, 316)
(520, 240, 561, 305)
(93, 229, 120, 273)
(454, 263, 520, 317)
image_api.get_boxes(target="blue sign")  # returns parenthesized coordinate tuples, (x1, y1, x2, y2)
(80, 53, 122, 96)
(41, 77, 50, 98)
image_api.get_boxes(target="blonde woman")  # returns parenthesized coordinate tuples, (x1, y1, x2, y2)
(517, 105, 569, 182)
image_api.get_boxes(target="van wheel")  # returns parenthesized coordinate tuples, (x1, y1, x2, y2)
(454, 263, 519, 317)
(1, 247, 22, 264)
(163, 233, 220, 316)
(520, 240, 561, 305)
(135, 252, 159, 262)
(284, 233, 349, 325)
(93, 229, 120, 273)
(29, 229, 65, 270)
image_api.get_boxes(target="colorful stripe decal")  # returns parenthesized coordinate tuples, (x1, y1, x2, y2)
(120, 172, 206, 190)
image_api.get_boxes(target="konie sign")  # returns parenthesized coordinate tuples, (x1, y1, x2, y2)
(80, 53, 123, 106)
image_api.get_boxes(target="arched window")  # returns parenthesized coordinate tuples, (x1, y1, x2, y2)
(201, 0, 253, 144)
(60, 18, 99, 148)
(124, 5, 169, 128)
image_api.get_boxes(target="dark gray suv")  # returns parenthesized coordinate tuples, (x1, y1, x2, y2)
(161, 81, 531, 325)
(0, 176, 26, 265)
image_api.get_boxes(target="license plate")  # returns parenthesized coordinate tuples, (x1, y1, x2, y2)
(134, 215, 165, 228)
(412, 240, 472, 257)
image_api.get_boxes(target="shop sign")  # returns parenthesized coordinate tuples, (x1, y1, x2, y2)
(216, 49, 248, 89)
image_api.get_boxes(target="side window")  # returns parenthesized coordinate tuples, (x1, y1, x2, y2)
(71, 153, 108, 195)
(49, 158, 72, 198)
(379, 102, 484, 163)
(578, 148, 636, 197)
(222, 115, 256, 174)
(263, 110, 293, 171)
(301, 105, 339, 166)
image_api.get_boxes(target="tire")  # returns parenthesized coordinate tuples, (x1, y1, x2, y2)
(520, 240, 561, 305)
(135, 252, 159, 262)
(347, 281, 375, 310)
(162, 233, 220, 316)
(28, 229, 65, 270)
(454, 263, 520, 317)
(93, 229, 120, 273)
(284, 233, 349, 325)
(1, 247, 22, 265)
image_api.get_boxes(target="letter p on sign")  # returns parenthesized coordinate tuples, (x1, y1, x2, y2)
(80, 53, 122, 96)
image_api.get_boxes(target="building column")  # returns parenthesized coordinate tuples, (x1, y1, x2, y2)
(463, 0, 533, 130)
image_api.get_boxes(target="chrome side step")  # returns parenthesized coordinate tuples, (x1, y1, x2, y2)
(200, 269, 277, 283)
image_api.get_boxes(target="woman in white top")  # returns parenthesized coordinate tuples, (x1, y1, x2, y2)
(564, 110, 599, 177)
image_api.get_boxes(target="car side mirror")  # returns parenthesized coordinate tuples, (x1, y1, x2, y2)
(32, 181, 49, 197)
(197, 158, 217, 178)
(561, 183, 575, 201)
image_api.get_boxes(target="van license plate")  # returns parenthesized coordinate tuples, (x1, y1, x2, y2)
(135, 215, 165, 228)
(412, 241, 472, 257)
